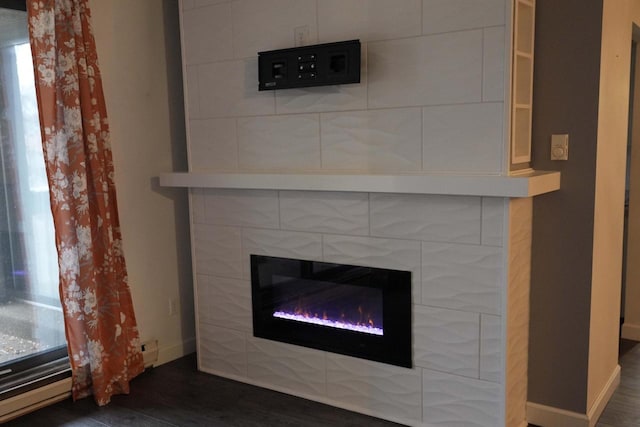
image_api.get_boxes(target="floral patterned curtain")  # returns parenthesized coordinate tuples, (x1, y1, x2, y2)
(27, 0, 144, 405)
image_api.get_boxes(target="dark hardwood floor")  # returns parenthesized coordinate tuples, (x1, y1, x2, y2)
(5, 340, 640, 426)
(596, 339, 640, 427)
(3, 354, 404, 427)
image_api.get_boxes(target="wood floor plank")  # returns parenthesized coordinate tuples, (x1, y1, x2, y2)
(9, 341, 639, 427)
(596, 339, 640, 427)
(3, 354, 404, 427)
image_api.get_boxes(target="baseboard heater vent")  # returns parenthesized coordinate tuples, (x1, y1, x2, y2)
(141, 339, 159, 368)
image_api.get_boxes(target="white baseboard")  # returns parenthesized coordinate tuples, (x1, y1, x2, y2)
(526, 365, 620, 427)
(527, 402, 589, 427)
(156, 337, 196, 366)
(586, 364, 621, 425)
(621, 322, 640, 341)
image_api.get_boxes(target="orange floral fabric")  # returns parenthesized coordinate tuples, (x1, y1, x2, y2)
(27, 0, 143, 405)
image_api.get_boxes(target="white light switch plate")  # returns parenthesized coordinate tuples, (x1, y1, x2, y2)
(551, 134, 569, 161)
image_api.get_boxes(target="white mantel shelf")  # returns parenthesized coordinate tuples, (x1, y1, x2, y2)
(158, 170, 560, 198)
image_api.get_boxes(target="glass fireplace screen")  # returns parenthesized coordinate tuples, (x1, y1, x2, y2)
(250, 255, 412, 368)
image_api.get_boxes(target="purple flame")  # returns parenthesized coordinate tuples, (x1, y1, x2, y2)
(273, 310, 384, 336)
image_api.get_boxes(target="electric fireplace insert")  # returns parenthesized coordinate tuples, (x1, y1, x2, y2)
(250, 255, 412, 368)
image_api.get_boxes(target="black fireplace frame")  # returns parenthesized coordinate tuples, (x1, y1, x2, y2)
(250, 254, 412, 368)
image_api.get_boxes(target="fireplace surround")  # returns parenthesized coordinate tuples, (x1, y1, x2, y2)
(167, 0, 567, 424)
(251, 254, 412, 368)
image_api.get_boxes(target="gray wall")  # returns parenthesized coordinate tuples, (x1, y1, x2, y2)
(529, 0, 604, 413)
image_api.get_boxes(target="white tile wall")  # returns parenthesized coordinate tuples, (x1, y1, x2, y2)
(197, 275, 252, 332)
(317, 0, 422, 43)
(189, 118, 238, 171)
(370, 193, 482, 244)
(190, 189, 206, 224)
(413, 305, 480, 378)
(480, 314, 502, 382)
(275, 84, 367, 115)
(482, 197, 506, 246)
(422, 369, 501, 427)
(237, 114, 320, 171)
(197, 59, 275, 118)
(367, 31, 483, 108)
(195, 0, 230, 6)
(483, 26, 507, 102)
(321, 108, 423, 172)
(246, 338, 326, 397)
(422, 0, 506, 35)
(326, 355, 423, 422)
(182, 3, 233, 65)
(199, 325, 247, 377)
(421, 242, 502, 314)
(241, 228, 323, 279)
(202, 189, 280, 228)
(181, 0, 515, 424)
(193, 223, 242, 279)
(279, 191, 369, 235)
(422, 103, 504, 174)
(185, 66, 199, 119)
(231, 0, 318, 59)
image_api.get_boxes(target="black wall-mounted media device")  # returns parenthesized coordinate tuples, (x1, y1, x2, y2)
(258, 40, 360, 91)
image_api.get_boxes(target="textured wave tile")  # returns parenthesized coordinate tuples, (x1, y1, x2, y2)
(190, 189, 206, 224)
(422, 0, 506, 35)
(242, 228, 323, 279)
(317, 0, 421, 42)
(480, 314, 501, 383)
(189, 118, 238, 171)
(326, 354, 422, 423)
(323, 235, 421, 303)
(197, 275, 252, 332)
(231, 0, 317, 59)
(370, 193, 482, 244)
(182, 3, 232, 65)
(368, 31, 482, 108)
(246, 338, 326, 397)
(481, 197, 506, 247)
(185, 66, 199, 119)
(202, 189, 279, 228)
(199, 324, 247, 378)
(421, 242, 502, 315)
(483, 26, 506, 102)
(422, 369, 501, 427)
(279, 191, 369, 235)
(237, 114, 320, 171)
(193, 223, 242, 279)
(275, 84, 367, 115)
(413, 305, 480, 378)
(422, 102, 503, 174)
(321, 108, 422, 172)
(198, 58, 275, 118)
(275, 47, 367, 114)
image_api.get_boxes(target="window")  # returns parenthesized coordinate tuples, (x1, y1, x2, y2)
(0, 2, 68, 399)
